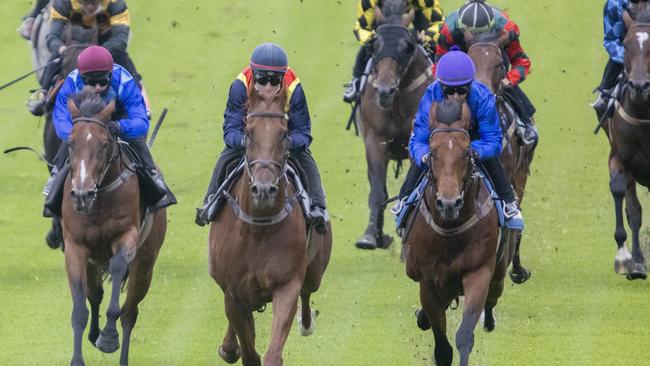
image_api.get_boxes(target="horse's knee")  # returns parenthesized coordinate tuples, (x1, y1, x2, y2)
(610, 173, 628, 197)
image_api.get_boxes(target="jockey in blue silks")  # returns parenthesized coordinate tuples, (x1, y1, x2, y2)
(394, 46, 524, 232)
(593, 0, 646, 113)
(43, 45, 175, 249)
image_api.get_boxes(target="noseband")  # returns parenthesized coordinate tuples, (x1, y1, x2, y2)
(427, 127, 477, 200)
(244, 112, 289, 186)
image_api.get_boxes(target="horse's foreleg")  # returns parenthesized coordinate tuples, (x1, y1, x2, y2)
(625, 183, 647, 280)
(95, 246, 130, 354)
(357, 134, 391, 249)
(457, 266, 492, 366)
(224, 295, 260, 366)
(87, 262, 104, 345)
(64, 242, 90, 366)
(264, 278, 302, 366)
(219, 322, 241, 364)
(609, 155, 633, 275)
(420, 282, 452, 366)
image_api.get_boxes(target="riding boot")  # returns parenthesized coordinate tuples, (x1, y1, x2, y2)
(195, 148, 245, 226)
(343, 45, 371, 103)
(43, 142, 69, 217)
(393, 162, 426, 235)
(292, 149, 328, 234)
(128, 138, 176, 210)
(45, 216, 64, 250)
(593, 59, 624, 115)
(480, 157, 523, 230)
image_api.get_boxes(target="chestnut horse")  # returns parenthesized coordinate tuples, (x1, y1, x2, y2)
(467, 31, 536, 284)
(405, 101, 516, 366)
(209, 83, 332, 365)
(355, 0, 433, 249)
(62, 88, 167, 365)
(602, 9, 650, 280)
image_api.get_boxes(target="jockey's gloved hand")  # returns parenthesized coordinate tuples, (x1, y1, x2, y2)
(469, 148, 480, 162)
(108, 121, 121, 136)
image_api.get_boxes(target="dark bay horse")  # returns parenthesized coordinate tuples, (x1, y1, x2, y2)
(355, 0, 434, 249)
(405, 101, 516, 366)
(44, 24, 98, 168)
(602, 9, 650, 280)
(62, 88, 167, 365)
(467, 31, 536, 284)
(209, 84, 332, 365)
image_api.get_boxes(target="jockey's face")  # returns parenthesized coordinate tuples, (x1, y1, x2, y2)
(254, 71, 284, 97)
(79, 1, 103, 16)
(441, 83, 470, 103)
(81, 71, 111, 94)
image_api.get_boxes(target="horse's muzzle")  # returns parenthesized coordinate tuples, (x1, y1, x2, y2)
(71, 189, 97, 214)
(374, 84, 398, 109)
(435, 195, 464, 221)
(250, 182, 279, 207)
(627, 79, 650, 97)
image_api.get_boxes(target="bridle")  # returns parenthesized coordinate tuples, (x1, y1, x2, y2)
(244, 112, 290, 187)
(370, 24, 418, 87)
(426, 127, 477, 202)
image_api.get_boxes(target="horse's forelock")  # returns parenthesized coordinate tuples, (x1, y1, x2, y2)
(434, 101, 464, 126)
(247, 82, 288, 116)
(73, 87, 107, 118)
(472, 30, 501, 44)
(380, 0, 407, 19)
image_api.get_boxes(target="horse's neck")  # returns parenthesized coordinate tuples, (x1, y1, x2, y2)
(400, 47, 431, 90)
(235, 171, 289, 217)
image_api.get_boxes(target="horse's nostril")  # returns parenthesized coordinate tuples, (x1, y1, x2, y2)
(250, 185, 259, 196)
(435, 199, 444, 210)
(454, 198, 463, 208)
(269, 185, 278, 195)
(71, 190, 76, 197)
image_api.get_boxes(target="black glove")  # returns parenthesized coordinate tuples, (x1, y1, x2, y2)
(108, 121, 121, 136)
(469, 148, 480, 161)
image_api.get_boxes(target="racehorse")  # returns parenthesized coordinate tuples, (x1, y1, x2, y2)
(44, 23, 98, 168)
(355, 0, 433, 250)
(62, 87, 167, 365)
(466, 31, 536, 284)
(601, 8, 650, 280)
(404, 100, 516, 366)
(208, 81, 332, 365)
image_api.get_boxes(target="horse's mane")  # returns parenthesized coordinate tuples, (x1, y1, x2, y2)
(72, 86, 107, 118)
(434, 100, 464, 126)
(380, 0, 407, 21)
(246, 82, 288, 114)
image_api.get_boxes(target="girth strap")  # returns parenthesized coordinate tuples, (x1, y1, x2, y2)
(222, 187, 300, 226)
(418, 188, 494, 237)
(614, 100, 650, 125)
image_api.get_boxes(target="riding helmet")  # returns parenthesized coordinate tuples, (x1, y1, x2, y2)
(458, 0, 495, 33)
(250, 43, 288, 73)
(436, 46, 475, 86)
(77, 46, 114, 74)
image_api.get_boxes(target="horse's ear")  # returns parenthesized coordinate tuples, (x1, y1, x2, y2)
(98, 101, 116, 122)
(402, 9, 415, 27)
(68, 98, 81, 118)
(463, 30, 476, 47)
(375, 6, 385, 24)
(624, 9, 634, 30)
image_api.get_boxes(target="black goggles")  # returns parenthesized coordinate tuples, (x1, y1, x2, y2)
(253, 72, 284, 86)
(441, 84, 470, 96)
(81, 72, 111, 87)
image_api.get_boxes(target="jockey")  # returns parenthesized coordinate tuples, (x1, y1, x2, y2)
(43, 46, 175, 249)
(433, 0, 537, 145)
(342, 0, 444, 103)
(18, 0, 50, 40)
(195, 43, 329, 234)
(394, 46, 524, 233)
(33, 0, 150, 116)
(593, 0, 642, 114)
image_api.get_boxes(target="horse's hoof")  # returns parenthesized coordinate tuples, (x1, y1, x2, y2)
(298, 309, 319, 336)
(88, 329, 99, 345)
(218, 345, 242, 364)
(481, 310, 497, 332)
(415, 309, 431, 331)
(376, 234, 393, 249)
(95, 331, 120, 353)
(355, 234, 377, 250)
(509, 267, 532, 284)
(626, 263, 648, 280)
(615, 247, 633, 274)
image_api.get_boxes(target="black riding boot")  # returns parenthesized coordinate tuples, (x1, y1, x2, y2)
(127, 137, 176, 210)
(292, 149, 328, 234)
(593, 59, 624, 115)
(43, 142, 69, 249)
(503, 85, 538, 145)
(393, 162, 426, 234)
(195, 148, 245, 226)
(480, 157, 524, 230)
(343, 45, 372, 103)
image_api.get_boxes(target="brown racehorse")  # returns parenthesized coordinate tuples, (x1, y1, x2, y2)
(405, 101, 516, 366)
(62, 87, 167, 366)
(44, 24, 98, 168)
(355, 0, 433, 249)
(601, 9, 650, 280)
(209, 83, 332, 366)
(467, 31, 535, 284)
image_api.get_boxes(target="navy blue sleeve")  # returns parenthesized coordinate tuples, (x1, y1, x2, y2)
(52, 75, 76, 141)
(287, 84, 313, 151)
(223, 80, 248, 149)
(117, 77, 149, 139)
